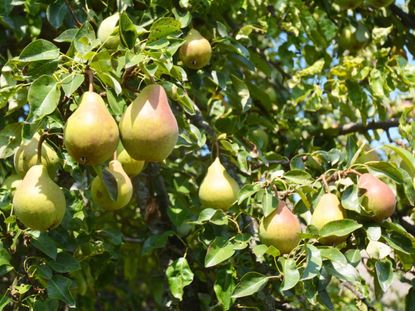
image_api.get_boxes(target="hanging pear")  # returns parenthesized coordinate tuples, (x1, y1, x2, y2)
(91, 160, 133, 210)
(259, 201, 301, 254)
(13, 164, 66, 231)
(14, 133, 60, 178)
(64, 92, 119, 165)
(117, 143, 145, 177)
(312, 193, 346, 244)
(198, 157, 240, 210)
(179, 29, 212, 69)
(357, 173, 396, 221)
(97, 13, 120, 49)
(119, 84, 178, 162)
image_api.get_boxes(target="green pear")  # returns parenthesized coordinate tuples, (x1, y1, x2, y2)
(91, 160, 133, 210)
(198, 157, 240, 210)
(13, 164, 66, 231)
(14, 133, 60, 178)
(335, 0, 363, 9)
(3, 174, 22, 194)
(357, 173, 396, 221)
(312, 193, 346, 244)
(250, 128, 269, 150)
(119, 84, 178, 162)
(64, 92, 119, 165)
(97, 13, 120, 49)
(259, 201, 301, 254)
(179, 29, 212, 69)
(338, 23, 370, 52)
(365, 0, 394, 7)
(117, 143, 145, 177)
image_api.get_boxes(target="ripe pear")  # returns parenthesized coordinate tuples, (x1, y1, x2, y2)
(198, 157, 240, 210)
(3, 174, 22, 194)
(365, 0, 394, 8)
(91, 160, 133, 210)
(335, 0, 363, 9)
(119, 84, 178, 162)
(259, 201, 301, 254)
(14, 133, 60, 178)
(312, 193, 346, 244)
(13, 164, 66, 231)
(97, 13, 120, 49)
(64, 92, 119, 165)
(179, 29, 212, 69)
(117, 143, 145, 177)
(357, 173, 396, 221)
(339, 23, 370, 52)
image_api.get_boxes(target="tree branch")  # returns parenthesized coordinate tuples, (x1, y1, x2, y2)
(390, 5, 415, 29)
(323, 118, 407, 136)
(342, 281, 376, 311)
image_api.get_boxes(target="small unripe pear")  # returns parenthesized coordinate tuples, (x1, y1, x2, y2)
(91, 160, 133, 211)
(259, 202, 301, 254)
(13, 164, 66, 231)
(338, 23, 370, 52)
(312, 193, 346, 244)
(179, 29, 212, 69)
(198, 157, 240, 210)
(119, 84, 178, 162)
(14, 133, 60, 178)
(250, 128, 269, 150)
(97, 13, 120, 49)
(358, 173, 396, 221)
(117, 143, 145, 177)
(64, 92, 119, 165)
(3, 174, 22, 194)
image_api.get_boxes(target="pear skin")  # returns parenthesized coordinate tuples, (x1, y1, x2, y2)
(64, 92, 119, 165)
(91, 160, 133, 210)
(259, 202, 301, 254)
(312, 193, 346, 245)
(13, 164, 66, 231)
(14, 133, 60, 178)
(357, 173, 396, 222)
(198, 157, 240, 210)
(117, 143, 145, 177)
(97, 13, 120, 49)
(119, 84, 178, 162)
(179, 29, 212, 69)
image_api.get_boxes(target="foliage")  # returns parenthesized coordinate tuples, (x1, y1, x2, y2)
(0, 0, 415, 310)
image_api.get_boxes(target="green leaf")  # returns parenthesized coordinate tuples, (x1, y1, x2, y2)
(46, 2, 68, 29)
(345, 249, 361, 266)
(30, 232, 57, 260)
(119, 12, 137, 49)
(61, 73, 84, 97)
(341, 185, 360, 213)
(279, 257, 300, 291)
(47, 275, 75, 307)
(74, 22, 99, 55)
(54, 28, 78, 43)
(214, 266, 236, 310)
(384, 145, 415, 178)
(28, 75, 61, 121)
(142, 231, 173, 255)
(205, 237, 235, 268)
(230, 74, 250, 111)
(147, 17, 181, 45)
(47, 252, 81, 273)
(165, 257, 194, 301)
(19, 39, 60, 62)
(102, 168, 118, 201)
(262, 190, 278, 217)
(0, 123, 22, 159)
(237, 183, 261, 204)
(375, 260, 393, 292)
(302, 244, 322, 280)
(232, 272, 270, 298)
(367, 162, 404, 184)
(284, 169, 313, 184)
(326, 261, 359, 282)
(319, 219, 362, 238)
(0, 293, 11, 310)
(319, 247, 347, 264)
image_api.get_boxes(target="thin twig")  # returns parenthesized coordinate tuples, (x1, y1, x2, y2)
(342, 281, 376, 311)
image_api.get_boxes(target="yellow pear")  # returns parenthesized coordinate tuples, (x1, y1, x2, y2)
(14, 133, 60, 178)
(64, 92, 119, 165)
(91, 160, 133, 210)
(97, 13, 120, 49)
(358, 173, 396, 222)
(312, 193, 346, 244)
(117, 143, 145, 177)
(259, 201, 301, 254)
(13, 164, 66, 231)
(198, 157, 240, 210)
(179, 29, 212, 69)
(119, 84, 178, 162)
(3, 174, 22, 194)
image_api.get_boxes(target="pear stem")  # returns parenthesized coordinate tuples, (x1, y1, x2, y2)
(86, 67, 94, 92)
(321, 174, 330, 193)
(113, 150, 117, 160)
(213, 139, 220, 158)
(37, 132, 49, 165)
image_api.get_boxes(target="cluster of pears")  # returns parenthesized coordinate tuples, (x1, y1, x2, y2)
(12, 134, 66, 231)
(335, 0, 394, 9)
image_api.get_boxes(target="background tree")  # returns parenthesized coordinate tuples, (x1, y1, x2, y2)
(0, 0, 414, 310)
